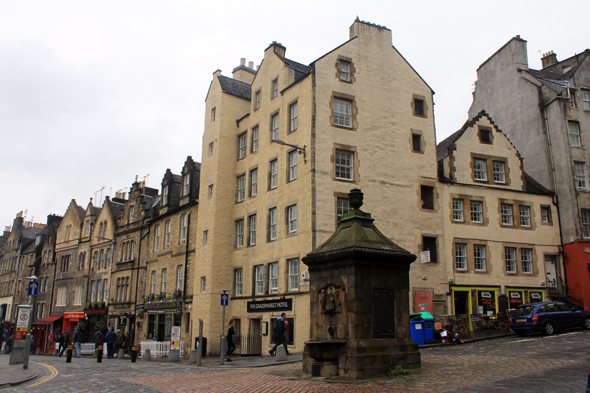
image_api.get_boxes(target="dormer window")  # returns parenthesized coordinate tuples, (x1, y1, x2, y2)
(162, 185, 169, 206)
(183, 174, 190, 196)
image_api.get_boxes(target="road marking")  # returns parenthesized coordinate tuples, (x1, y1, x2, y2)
(28, 363, 58, 387)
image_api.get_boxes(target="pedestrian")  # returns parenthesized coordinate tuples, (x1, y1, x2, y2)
(105, 327, 116, 358)
(268, 313, 289, 356)
(114, 329, 123, 358)
(29, 335, 35, 354)
(121, 331, 128, 356)
(6, 334, 13, 354)
(93, 327, 105, 357)
(73, 327, 84, 358)
(59, 328, 72, 357)
(226, 319, 236, 362)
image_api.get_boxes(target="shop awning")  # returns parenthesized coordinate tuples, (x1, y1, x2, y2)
(38, 315, 62, 324)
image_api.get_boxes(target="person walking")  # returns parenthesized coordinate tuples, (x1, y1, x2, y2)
(268, 313, 289, 356)
(105, 327, 116, 359)
(226, 319, 236, 362)
(121, 331, 128, 356)
(6, 334, 13, 354)
(29, 335, 35, 354)
(73, 327, 84, 358)
(113, 330, 123, 358)
(59, 328, 72, 357)
(93, 327, 105, 357)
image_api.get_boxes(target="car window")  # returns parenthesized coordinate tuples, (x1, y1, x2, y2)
(512, 306, 534, 317)
(557, 303, 572, 312)
(537, 305, 547, 314)
(546, 303, 558, 313)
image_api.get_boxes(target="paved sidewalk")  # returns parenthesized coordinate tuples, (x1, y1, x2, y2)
(0, 354, 44, 388)
(141, 352, 303, 368)
(420, 329, 514, 348)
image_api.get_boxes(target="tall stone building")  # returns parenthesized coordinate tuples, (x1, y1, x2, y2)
(468, 37, 590, 309)
(437, 111, 562, 329)
(140, 157, 199, 348)
(193, 19, 445, 355)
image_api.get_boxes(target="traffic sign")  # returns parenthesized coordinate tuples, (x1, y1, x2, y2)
(28, 281, 39, 296)
(170, 326, 181, 350)
(16, 307, 31, 332)
(221, 293, 229, 306)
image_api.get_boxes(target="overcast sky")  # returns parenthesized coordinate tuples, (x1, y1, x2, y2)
(1, 0, 588, 229)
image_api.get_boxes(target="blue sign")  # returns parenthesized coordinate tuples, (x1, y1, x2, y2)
(220, 293, 229, 306)
(28, 282, 39, 296)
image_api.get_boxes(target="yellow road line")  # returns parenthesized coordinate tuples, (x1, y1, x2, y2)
(28, 363, 58, 387)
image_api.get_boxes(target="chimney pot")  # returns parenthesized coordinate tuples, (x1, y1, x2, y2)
(240, 58, 246, 66)
(248, 61, 254, 69)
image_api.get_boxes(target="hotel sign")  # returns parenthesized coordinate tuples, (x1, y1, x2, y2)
(247, 298, 292, 313)
(145, 301, 181, 310)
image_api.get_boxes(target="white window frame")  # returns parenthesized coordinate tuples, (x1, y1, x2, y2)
(335, 150, 353, 181)
(269, 208, 277, 241)
(493, 161, 505, 183)
(203, 230, 208, 246)
(238, 133, 247, 159)
(501, 204, 513, 225)
(255, 90, 261, 110)
(290, 102, 298, 132)
(252, 126, 259, 152)
(519, 206, 531, 227)
(288, 258, 299, 291)
(455, 244, 467, 271)
(339, 61, 350, 82)
(269, 263, 278, 293)
(474, 245, 486, 271)
(255, 265, 264, 295)
(470, 201, 483, 223)
(289, 151, 298, 181)
(336, 197, 351, 222)
(334, 98, 351, 127)
(272, 78, 278, 99)
(251, 169, 258, 196)
(176, 265, 184, 291)
(151, 271, 156, 294)
(91, 280, 97, 302)
(163, 185, 169, 206)
(581, 209, 590, 238)
(235, 269, 242, 296)
(165, 220, 171, 248)
(270, 160, 278, 189)
(541, 206, 550, 223)
(249, 215, 257, 246)
(154, 225, 160, 251)
(236, 219, 244, 248)
(521, 249, 533, 274)
(574, 161, 587, 190)
(288, 205, 297, 234)
(183, 174, 190, 196)
(180, 214, 187, 244)
(473, 159, 487, 181)
(505, 247, 517, 273)
(271, 114, 279, 140)
(569, 121, 581, 147)
(582, 89, 590, 111)
(452, 199, 464, 222)
(237, 175, 246, 202)
(161, 269, 167, 293)
(209, 142, 214, 157)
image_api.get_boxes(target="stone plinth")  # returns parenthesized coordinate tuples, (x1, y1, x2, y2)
(302, 189, 420, 378)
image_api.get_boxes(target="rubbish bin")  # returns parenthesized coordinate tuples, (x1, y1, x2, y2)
(194, 337, 207, 356)
(411, 312, 435, 344)
(410, 320, 425, 346)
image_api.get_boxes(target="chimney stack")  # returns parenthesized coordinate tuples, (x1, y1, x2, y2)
(542, 50, 558, 69)
(248, 61, 254, 69)
(240, 58, 246, 66)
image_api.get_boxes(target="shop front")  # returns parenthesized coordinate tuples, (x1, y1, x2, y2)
(37, 315, 62, 354)
(451, 286, 500, 331)
(63, 312, 85, 333)
(144, 301, 182, 343)
(243, 297, 294, 356)
(506, 288, 545, 311)
(85, 308, 107, 341)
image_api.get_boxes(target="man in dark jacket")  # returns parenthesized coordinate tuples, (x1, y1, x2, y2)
(59, 329, 72, 357)
(73, 327, 84, 358)
(104, 327, 116, 358)
(268, 313, 289, 356)
(93, 328, 104, 356)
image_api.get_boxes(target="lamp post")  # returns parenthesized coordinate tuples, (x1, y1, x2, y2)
(23, 275, 38, 370)
(220, 289, 230, 365)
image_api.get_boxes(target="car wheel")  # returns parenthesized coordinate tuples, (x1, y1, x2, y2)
(583, 317, 590, 330)
(543, 321, 555, 335)
(515, 330, 527, 337)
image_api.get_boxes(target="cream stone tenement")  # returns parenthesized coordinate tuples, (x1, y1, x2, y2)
(193, 19, 446, 355)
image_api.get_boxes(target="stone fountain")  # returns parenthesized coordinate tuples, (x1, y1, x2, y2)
(302, 189, 420, 378)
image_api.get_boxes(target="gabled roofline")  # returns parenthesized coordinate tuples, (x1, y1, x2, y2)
(477, 36, 527, 71)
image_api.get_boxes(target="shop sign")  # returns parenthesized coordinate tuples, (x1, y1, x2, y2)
(85, 309, 107, 315)
(509, 291, 522, 305)
(145, 301, 180, 310)
(480, 292, 492, 298)
(171, 326, 181, 350)
(247, 298, 292, 313)
(64, 313, 85, 319)
(531, 293, 542, 300)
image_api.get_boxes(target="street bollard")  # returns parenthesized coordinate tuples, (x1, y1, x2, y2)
(97, 345, 103, 363)
(131, 346, 137, 363)
(66, 345, 74, 363)
(144, 348, 152, 361)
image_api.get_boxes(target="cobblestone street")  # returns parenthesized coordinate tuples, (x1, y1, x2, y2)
(3, 330, 588, 392)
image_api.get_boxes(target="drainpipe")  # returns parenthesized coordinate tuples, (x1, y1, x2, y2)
(542, 104, 567, 289)
(134, 218, 150, 346)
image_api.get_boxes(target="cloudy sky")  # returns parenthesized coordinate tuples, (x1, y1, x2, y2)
(1, 0, 588, 229)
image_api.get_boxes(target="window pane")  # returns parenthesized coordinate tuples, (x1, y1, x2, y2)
(335, 150, 353, 180)
(501, 204, 513, 225)
(474, 245, 486, 271)
(334, 99, 351, 127)
(290, 103, 298, 132)
(452, 199, 463, 221)
(252, 126, 259, 152)
(455, 244, 466, 270)
(493, 161, 505, 183)
(505, 248, 516, 273)
(569, 121, 581, 146)
(519, 206, 530, 227)
(288, 258, 299, 291)
(474, 159, 487, 181)
(470, 201, 483, 223)
(289, 151, 298, 181)
(336, 198, 352, 222)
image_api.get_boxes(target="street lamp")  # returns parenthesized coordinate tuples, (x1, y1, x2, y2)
(271, 139, 307, 163)
(220, 289, 231, 365)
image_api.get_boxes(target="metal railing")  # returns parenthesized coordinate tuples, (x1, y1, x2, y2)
(240, 335, 262, 356)
(139, 341, 185, 357)
(547, 276, 583, 308)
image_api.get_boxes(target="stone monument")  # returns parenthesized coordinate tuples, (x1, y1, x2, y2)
(302, 189, 420, 378)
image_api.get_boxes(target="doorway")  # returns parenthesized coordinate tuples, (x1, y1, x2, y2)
(545, 256, 557, 285)
(157, 314, 165, 341)
(453, 291, 469, 318)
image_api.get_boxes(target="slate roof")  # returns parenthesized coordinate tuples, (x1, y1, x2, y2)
(283, 58, 312, 83)
(22, 226, 46, 241)
(436, 128, 465, 162)
(524, 173, 553, 195)
(110, 201, 125, 220)
(218, 75, 251, 100)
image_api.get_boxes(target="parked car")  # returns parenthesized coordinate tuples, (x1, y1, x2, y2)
(509, 301, 590, 336)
